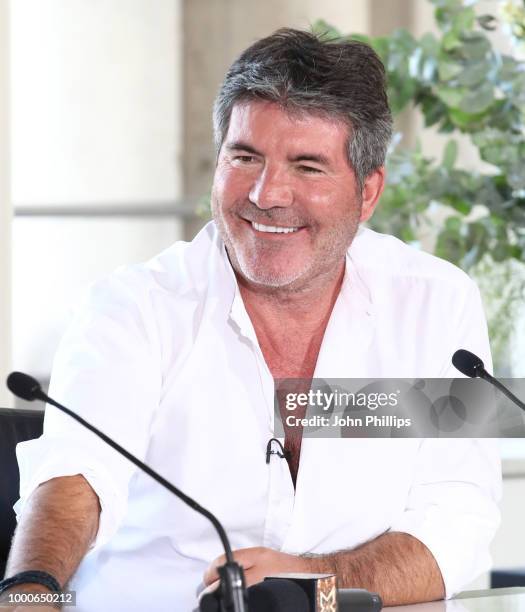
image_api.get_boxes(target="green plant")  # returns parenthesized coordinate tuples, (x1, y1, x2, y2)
(314, 0, 525, 373)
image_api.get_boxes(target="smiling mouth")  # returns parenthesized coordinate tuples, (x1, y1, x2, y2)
(249, 221, 303, 234)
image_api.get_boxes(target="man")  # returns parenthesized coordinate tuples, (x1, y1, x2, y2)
(1, 29, 500, 611)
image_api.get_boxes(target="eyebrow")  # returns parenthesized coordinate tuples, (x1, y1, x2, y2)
(226, 141, 331, 167)
(225, 141, 262, 156)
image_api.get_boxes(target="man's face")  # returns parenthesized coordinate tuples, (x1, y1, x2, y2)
(211, 100, 382, 292)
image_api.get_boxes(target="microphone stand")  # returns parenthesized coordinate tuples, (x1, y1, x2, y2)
(8, 375, 248, 612)
(478, 370, 525, 412)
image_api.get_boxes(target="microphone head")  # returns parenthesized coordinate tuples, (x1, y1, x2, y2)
(452, 349, 485, 378)
(6, 371, 43, 401)
(249, 579, 309, 612)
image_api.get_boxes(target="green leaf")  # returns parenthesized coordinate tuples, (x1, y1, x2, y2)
(419, 93, 448, 126)
(442, 30, 461, 51)
(492, 242, 511, 262)
(388, 78, 417, 114)
(400, 226, 417, 242)
(369, 36, 389, 61)
(438, 58, 463, 81)
(445, 195, 471, 214)
(350, 33, 372, 46)
(311, 19, 343, 40)
(507, 162, 525, 190)
(448, 107, 489, 130)
(445, 216, 462, 232)
(442, 140, 458, 169)
(458, 33, 491, 61)
(459, 81, 494, 113)
(420, 32, 440, 55)
(454, 7, 476, 33)
(435, 228, 463, 265)
(456, 59, 491, 87)
(435, 84, 464, 107)
(509, 245, 523, 259)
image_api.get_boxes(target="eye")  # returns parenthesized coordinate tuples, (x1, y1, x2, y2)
(233, 155, 256, 164)
(298, 165, 323, 174)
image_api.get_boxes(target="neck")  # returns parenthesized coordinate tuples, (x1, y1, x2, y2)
(237, 262, 346, 334)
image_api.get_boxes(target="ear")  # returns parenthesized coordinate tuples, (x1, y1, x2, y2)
(359, 167, 386, 223)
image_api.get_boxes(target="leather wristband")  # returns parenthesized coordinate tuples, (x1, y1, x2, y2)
(0, 570, 62, 597)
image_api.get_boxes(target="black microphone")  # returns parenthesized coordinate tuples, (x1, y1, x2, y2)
(338, 588, 382, 612)
(6, 371, 247, 612)
(248, 580, 309, 612)
(452, 349, 485, 378)
(201, 580, 382, 612)
(265, 438, 291, 464)
(200, 579, 309, 612)
(452, 349, 525, 411)
(6, 371, 42, 401)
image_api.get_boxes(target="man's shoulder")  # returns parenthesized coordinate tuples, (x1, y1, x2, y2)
(100, 222, 222, 294)
(350, 227, 473, 290)
(79, 222, 225, 316)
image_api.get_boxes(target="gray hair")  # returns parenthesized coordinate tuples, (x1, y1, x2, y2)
(213, 28, 393, 189)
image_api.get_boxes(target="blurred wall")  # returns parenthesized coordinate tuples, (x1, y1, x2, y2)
(0, 0, 12, 407)
(10, 0, 184, 380)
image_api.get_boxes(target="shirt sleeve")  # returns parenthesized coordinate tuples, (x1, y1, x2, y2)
(14, 270, 162, 551)
(389, 278, 502, 597)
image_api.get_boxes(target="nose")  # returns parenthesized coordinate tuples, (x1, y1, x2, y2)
(248, 165, 293, 210)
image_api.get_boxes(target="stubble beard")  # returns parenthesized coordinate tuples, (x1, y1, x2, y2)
(212, 197, 362, 294)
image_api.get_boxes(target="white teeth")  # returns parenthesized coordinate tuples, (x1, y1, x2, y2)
(251, 222, 299, 234)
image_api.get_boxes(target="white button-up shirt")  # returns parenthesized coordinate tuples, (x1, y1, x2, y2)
(15, 222, 501, 612)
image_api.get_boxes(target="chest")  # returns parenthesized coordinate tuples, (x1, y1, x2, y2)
(258, 336, 325, 485)
(256, 327, 326, 380)
(263, 352, 316, 380)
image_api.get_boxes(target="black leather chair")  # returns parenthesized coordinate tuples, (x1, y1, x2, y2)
(0, 408, 44, 578)
(491, 568, 525, 588)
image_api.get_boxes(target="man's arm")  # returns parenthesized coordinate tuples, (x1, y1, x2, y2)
(306, 531, 445, 605)
(1, 475, 100, 600)
(204, 532, 445, 607)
